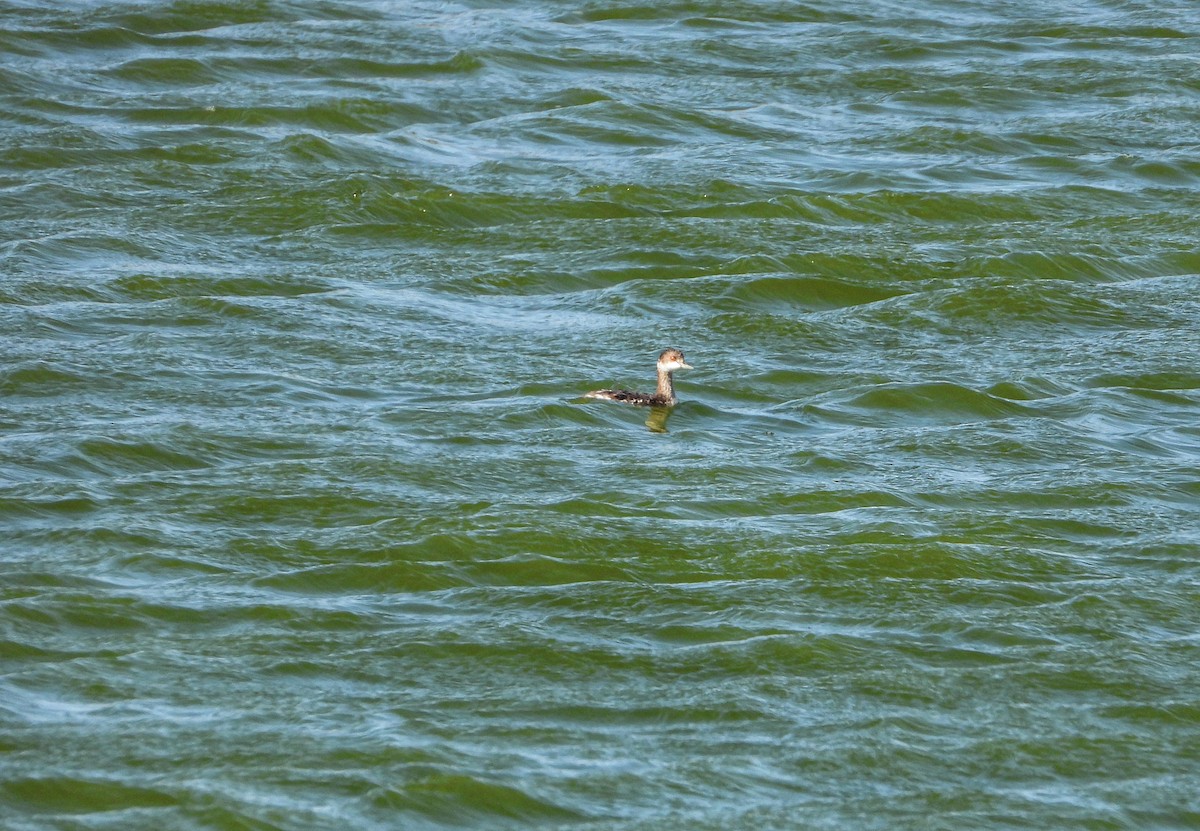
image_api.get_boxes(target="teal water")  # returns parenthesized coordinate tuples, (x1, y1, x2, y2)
(3, 1, 1200, 828)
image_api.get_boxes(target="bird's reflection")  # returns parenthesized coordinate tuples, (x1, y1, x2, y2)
(645, 406, 671, 434)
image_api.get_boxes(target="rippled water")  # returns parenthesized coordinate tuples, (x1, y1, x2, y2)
(3, 1, 1200, 828)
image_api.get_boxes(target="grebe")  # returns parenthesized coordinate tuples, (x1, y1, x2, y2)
(585, 348, 693, 407)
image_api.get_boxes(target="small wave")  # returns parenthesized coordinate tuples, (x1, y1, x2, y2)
(371, 773, 586, 826)
(105, 56, 222, 85)
(500, 401, 620, 429)
(530, 86, 616, 111)
(72, 436, 212, 476)
(311, 52, 485, 78)
(108, 51, 483, 88)
(106, 4, 305, 35)
(0, 493, 101, 521)
(127, 99, 441, 135)
(557, 1, 855, 25)
(2, 232, 157, 273)
(918, 279, 1153, 335)
(1022, 24, 1190, 41)
(721, 274, 905, 312)
(0, 361, 89, 395)
(253, 561, 460, 594)
(960, 251, 1165, 284)
(845, 381, 1030, 424)
(466, 552, 641, 587)
(985, 377, 1076, 401)
(108, 272, 332, 301)
(1086, 371, 1200, 392)
(0, 24, 208, 54)
(343, 185, 644, 231)
(1, 776, 178, 814)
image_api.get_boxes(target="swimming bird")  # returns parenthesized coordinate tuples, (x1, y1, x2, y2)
(585, 348, 693, 407)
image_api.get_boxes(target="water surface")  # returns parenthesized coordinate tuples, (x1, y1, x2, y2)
(3, 1, 1200, 829)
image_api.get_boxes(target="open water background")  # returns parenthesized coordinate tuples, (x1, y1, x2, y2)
(3, 1, 1200, 828)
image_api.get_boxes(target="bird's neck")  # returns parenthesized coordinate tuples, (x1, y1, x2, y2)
(656, 367, 676, 404)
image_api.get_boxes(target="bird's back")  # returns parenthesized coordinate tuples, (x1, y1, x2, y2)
(584, 388, 672, 406)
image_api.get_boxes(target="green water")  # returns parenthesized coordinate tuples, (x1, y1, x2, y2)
(3, 1, 1200, 828)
